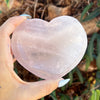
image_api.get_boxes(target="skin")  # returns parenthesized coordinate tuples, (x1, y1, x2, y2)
(0, 16, 62, 100)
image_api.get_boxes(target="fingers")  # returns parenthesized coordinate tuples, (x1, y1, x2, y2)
(0, 16, 27, 36)
(0, 16, 27, 54)
(18, 78, 70, 100)
(0, 16, 27, 66)
(0, 14, 33, 85)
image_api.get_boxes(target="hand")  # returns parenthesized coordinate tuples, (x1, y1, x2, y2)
(0, 15, 69, 100)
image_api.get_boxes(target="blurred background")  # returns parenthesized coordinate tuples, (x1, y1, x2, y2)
(0, 0, 100, 100)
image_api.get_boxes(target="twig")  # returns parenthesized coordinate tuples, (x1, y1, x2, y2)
(26, 0, 43, 6)
(41, 5, 48, 19)
(87, 0, 90, 15)
(88, 0, 90, 4)
(91, 85, 100, 91)
(34, 0, 38, 18)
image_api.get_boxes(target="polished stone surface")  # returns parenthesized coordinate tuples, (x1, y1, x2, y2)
(11, 16, 87, 79)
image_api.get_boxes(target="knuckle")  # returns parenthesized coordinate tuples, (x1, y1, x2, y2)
(4, 16, 18, 27)
(6, 17, 17, 27)
(0, 16, 18, 36)
(7, 16, 17, 22)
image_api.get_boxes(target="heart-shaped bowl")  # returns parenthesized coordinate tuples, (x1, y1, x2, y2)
(11, 16, 87, 79)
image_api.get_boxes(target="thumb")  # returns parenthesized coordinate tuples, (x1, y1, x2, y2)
(0, 16, 26, 37)
(18, 78, 70, 100)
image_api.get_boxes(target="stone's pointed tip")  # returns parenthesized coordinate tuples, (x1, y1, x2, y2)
(58, 79, 70, 88)
(20, 14, 32, 19)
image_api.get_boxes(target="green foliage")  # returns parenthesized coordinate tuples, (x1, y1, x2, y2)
(95, 71, 100, 89)
(97, 20, 100, 28)
(14, 68, 18, 74)
(59, 93, 71, 100)
(87, 33, 97, 61)
(82, 89, 89, 95)
(75, 68, 84, 83)
(83, 7, 100, 22)
(81, 2, 100, 22)
(97, 0, 100, 6)
(74, 96, 83, 100)
(85, 55, 91, 71)
(68, 71, 73, 86)
(85, 33, 100, 71)
(50, 91, 57, 100)
(90, 71, 100, 100)
(96, 53, 100, 70)
(89, 90, 100, 100)
(85, 33, 96, 70)
(68, 67, 84, 86)
(0, 10, 2, 14)
(96, 36, 100, 70)
(96, 71, 100, 79)
(61, 85, 66, 92)
(80, 3, 93, 22)
(41, 97, 44, 100)
(74, 96, 79, 100)
(5, 0, 10, 8)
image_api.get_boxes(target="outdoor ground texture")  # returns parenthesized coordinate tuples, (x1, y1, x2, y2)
(0, 0, 100, 100)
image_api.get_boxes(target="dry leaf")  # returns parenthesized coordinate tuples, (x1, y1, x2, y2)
(76, 15, 100, 35)
(46, 4, 71, 20)
(82, 18, 100, 35)
(0, 0, 21, 13)
(78, 60, 97, 72)
(0, 0, 14, 12)
(73, 0, 81, 4)
(56, 0, 71, 6)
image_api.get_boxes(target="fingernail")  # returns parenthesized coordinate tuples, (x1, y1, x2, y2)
(58, 79, 70, 88)
(20, 14, 32, 19)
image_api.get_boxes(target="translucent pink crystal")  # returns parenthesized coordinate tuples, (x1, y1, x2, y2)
(11, 16, 87, 79)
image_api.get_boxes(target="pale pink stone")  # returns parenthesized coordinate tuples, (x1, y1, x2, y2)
(11, 16, 87, 79)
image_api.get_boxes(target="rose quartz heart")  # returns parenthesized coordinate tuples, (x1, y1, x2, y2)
(11, 16, 87, 79)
